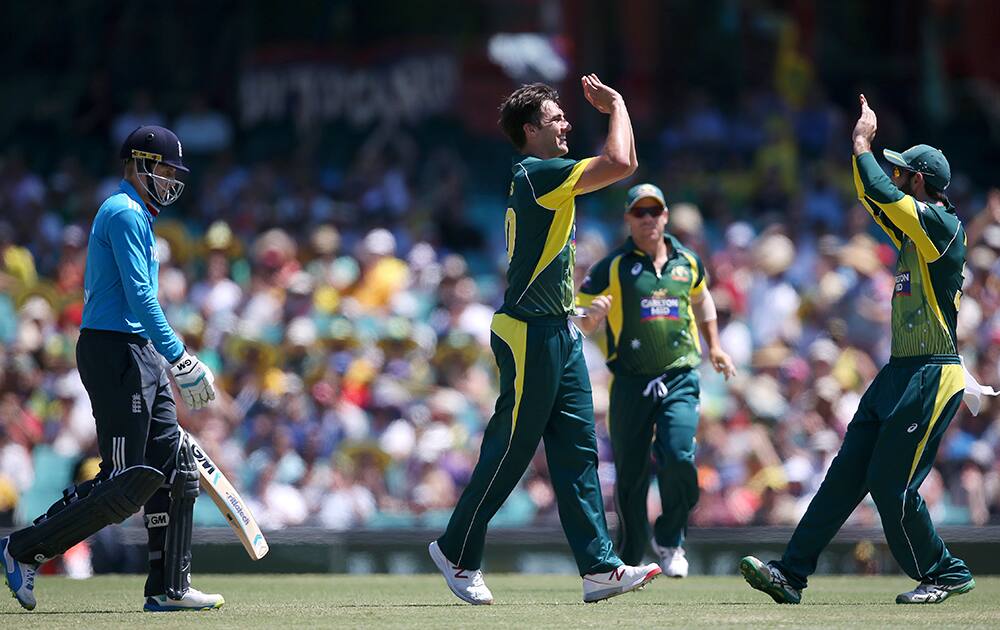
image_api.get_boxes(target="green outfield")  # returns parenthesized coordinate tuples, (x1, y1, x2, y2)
(3, 574, 999, 629)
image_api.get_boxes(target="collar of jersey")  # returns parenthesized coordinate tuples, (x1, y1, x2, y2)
(625, 232, 682, 259)
(118, 180, 160, 219)
(512, 155, 542, 172)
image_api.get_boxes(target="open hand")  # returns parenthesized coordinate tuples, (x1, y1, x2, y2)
(581, 74, 623, 114)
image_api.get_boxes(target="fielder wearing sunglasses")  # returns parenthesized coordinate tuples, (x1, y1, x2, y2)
(575, 182, 735, 577)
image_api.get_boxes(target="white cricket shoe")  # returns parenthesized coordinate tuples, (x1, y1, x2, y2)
(143, 587, 225, 612)
(582, 563, 662, 603)
(896, 579, 975, 604)
(428, 541, 493, 605)
(1, 536, 38, 611)
(651, 540, 688, 578)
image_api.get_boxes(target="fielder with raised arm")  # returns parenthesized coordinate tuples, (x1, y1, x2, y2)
(430, 75, 662, 604)
(741, 96, 980, 605)
(1, 126, 223, 612)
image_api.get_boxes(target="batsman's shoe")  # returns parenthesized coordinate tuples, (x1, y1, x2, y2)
(896, 579, 975, 604)
(582, 563, 662, 603)
(1, 536, 38, 611)
(428, 541, 493, 605)
(651, 540, 688, 578)
(739, 556, 801, 604)
(144, 588, 225, 612)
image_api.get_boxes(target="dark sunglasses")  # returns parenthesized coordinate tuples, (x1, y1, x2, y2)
(629, 205, 665, 218)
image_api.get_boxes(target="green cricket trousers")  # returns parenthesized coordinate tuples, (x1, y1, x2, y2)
(776, 356, 973, 588)
(437, 312, 621, 575)
(609, 368, 700, 565)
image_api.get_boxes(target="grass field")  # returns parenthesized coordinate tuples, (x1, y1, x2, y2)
(2, 574, 999, 629)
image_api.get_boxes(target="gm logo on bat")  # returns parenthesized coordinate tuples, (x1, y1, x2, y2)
(191, 442, 222, 485)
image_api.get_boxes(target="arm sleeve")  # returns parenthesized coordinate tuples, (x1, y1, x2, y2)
(852, 154, 904, 249)
(576, 256, 612, 308)
(524, 157, 594, 210)
(681, 249, 707, 297)
(108, 210, 185, 362)
(854, 152, 960, 259)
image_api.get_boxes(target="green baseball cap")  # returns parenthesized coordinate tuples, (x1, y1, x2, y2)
(625, 183, 666, 210)
(882, 144, 951, 191)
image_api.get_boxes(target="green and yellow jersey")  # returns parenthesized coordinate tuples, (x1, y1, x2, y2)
(853, 152, 966, 358)
(577, 233, 706, 375)
(501, 156, 593, 320)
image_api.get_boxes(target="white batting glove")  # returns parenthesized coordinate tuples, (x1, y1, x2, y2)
(170, 350, 216, 410)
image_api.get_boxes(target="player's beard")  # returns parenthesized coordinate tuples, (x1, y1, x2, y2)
(898, 174, 915, 197)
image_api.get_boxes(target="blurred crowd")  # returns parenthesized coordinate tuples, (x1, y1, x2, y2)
(2, 81, 1000, 538)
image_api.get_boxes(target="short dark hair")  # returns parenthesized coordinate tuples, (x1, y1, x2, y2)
(498, 83, 560, 150)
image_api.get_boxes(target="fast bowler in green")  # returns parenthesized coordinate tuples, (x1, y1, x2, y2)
(577, 183, 735, 577)
(431, 76, 662, 604)
(741, 95, 975, 605)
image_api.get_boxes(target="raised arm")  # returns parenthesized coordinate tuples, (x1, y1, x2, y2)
(852, 94, 958, 259)
(574, 74, 638, 195)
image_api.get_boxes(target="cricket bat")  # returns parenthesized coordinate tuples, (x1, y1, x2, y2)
(185, 431, 269, 560)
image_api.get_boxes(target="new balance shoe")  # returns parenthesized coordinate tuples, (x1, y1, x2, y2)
(896, 579, 975, 604)
(428, 541, 494, 605)
(143, 587, 225, 612)
(582, 563, 661, 603)
(1, 536, 38, 611)
(651, 540, 688, 578)
(739, 556, 802, 604)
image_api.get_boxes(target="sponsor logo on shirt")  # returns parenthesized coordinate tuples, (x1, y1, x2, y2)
(671, 265, 691, 282)
(640, 289, 680, 321)
(631, 262, 643, 276)
(894, 271, 911, 296)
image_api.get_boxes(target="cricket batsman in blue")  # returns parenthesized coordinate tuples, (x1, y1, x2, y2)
(1, 126, 224, 612)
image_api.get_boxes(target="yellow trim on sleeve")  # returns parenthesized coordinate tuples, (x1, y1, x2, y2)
(489, 313, 528, 434)
(872, 196, 941, 260)
(576, 292, 596, 308)
(536, 158, 593, 210)
(907, 364, 964, 482)
(853, 157, 902, 249)
(915, 247, 954, 351)
(851, 155, 866, 200)
(860, 199, 903, 250)
(680, 251, 705, 297)
(606, 255, 624, 360)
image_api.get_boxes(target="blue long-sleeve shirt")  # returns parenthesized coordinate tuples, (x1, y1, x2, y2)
(81, 180, 185, 362)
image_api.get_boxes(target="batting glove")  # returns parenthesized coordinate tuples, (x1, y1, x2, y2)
(170, 350, 216, 410)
